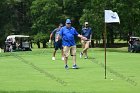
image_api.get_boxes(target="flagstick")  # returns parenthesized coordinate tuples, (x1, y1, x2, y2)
(104, 10, 120, 79)
(104, 23, 107, 79)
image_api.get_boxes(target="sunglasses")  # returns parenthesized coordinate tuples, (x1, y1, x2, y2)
(67, 23, 71, 24)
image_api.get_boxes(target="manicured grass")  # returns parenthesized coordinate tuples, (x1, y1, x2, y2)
(0, 48, 139, 93)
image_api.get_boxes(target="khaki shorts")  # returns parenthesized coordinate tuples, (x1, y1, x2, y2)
(81, 40, 90, 48)
(63, 46, 76, 57)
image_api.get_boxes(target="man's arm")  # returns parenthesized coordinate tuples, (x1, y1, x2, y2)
(78, 34, 87, 40)
(50, 33, 53, 40)
(49, 29, 56, 43)
(73, 28, 87, 40)
(89, 28, 92, 42)
(89, 34, 92, 42)
(49, 33, 53, 43)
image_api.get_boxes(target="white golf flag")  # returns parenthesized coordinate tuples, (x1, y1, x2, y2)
(105, 10, 120, 23)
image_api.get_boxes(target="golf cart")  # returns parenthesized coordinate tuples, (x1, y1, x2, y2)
(128, 36, 140, 53)
(4, 35, 32, 52)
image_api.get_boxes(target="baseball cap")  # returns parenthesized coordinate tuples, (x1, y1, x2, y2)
(85, 22, 88, 25)
(66, 19, 71, 24)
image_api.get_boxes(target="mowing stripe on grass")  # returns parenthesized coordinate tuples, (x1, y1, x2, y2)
(88, 58, 138, 86)
(9, 53, 67, 86)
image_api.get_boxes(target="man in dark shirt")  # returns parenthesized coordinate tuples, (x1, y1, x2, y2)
(49, 23, 64, 60)
(80, 22, 92, 59)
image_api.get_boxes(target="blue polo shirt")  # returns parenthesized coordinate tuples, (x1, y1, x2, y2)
(81, 27, 92, 39)
(59, 26, 79, 46)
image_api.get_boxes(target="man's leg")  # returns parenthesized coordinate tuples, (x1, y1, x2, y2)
(52, 50, 57, 60)
(59, 42, 64, 60)
(53, 50, 57, 57)
(80, 40, 85, 58)
(72, 55, 76, 65)
(61, 49, 64, 60)
(71, 46, 76, 65)
(84, 49, 87, 57)
(52, 42, 58, 60)
(64, 57, 68, 65)
(81, 40, 85, 48)
(71, 46, 78, 69)
(82, 41, 90, 58)
(63, 46, 70, 69)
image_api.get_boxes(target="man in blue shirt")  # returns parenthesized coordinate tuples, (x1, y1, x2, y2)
(56, 19, 87, 69)
(49, 23, 64, 60)
(80, 22, 92, 59)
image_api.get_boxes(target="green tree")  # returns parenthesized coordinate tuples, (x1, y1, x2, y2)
(80, 0, 104, 46)
(1, 0, 140, 48)
(30, 0, 62, 34)
(34, 32, 49, 48)
(0, 0, 12, 47)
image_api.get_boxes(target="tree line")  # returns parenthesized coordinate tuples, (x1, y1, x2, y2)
(0, 0, 140, 48)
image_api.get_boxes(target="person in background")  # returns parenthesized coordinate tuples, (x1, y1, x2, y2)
(80, 22, 92, 59)
(49, 23, 64, 60)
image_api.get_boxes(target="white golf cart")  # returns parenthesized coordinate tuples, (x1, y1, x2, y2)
(4, 35, 32, 52)
(128, 36, 140, 53)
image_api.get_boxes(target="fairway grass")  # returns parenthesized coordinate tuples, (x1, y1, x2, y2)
(0, 48, 139, 93)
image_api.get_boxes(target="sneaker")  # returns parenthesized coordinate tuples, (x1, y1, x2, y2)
(65, 65, 69, 69)
(52, 57, 55, 60)
(62, 57, 64, 60)
(72, 64, 78, 69)
(80, 52, 83, 58)
(84, 56, 88, 59)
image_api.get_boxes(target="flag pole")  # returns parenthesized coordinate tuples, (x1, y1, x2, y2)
(104, 23, 107, 79)
(104, 10, 120, 79)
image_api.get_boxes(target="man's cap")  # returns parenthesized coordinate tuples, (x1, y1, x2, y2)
(66, 19, 71, 24)
(85, 22, 89, 25)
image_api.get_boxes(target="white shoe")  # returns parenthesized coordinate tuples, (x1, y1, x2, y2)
(62, 57, 64, 60)
(52, 57, 55, 60)
(84, 56, 88, 59)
